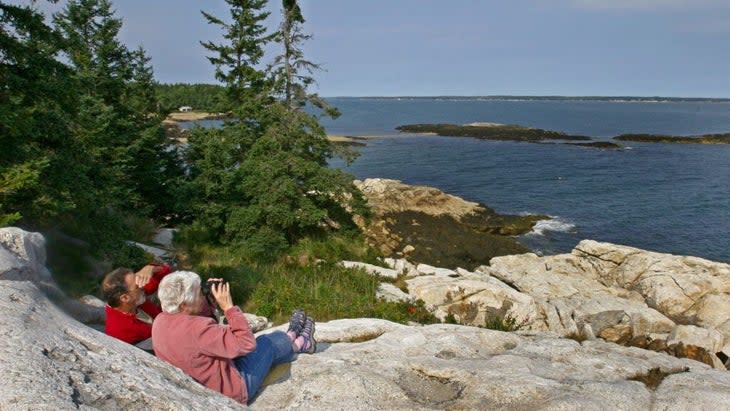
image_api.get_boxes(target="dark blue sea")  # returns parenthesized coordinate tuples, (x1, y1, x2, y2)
(182, 98, 730, 263)
(322, 98, 730, 264)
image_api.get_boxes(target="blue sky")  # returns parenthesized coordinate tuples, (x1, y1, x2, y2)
(25, 0, 730, 97)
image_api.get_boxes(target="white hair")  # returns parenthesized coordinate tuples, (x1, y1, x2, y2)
(158, 271, 201, 314)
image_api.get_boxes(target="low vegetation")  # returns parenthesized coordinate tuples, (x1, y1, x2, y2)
(482, 314, 527, 332)
(177, 232, 438, 325)
(614, 133, 730, 144)
(396, 123, 591, 142)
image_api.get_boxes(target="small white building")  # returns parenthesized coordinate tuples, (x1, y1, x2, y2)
(178, 106, 193, 112)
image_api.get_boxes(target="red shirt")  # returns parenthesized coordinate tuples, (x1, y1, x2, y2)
(105, 300, 161, 344)
(104, 265, 170, 344)
(152, 306, 256, 404)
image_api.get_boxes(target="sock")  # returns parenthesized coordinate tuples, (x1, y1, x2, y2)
(293, 335, 305, 352)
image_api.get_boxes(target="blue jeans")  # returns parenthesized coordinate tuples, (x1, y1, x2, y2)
(234, 331, 296, 403)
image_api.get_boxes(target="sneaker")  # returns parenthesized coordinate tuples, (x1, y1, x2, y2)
(298, 316, 316, 354)
(287, 308, 307, 337)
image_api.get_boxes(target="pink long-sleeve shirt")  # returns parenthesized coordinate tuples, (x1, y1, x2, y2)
(152, 306, 256, 404)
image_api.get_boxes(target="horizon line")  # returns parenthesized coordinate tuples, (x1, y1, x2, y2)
(319, 95, 730, 100)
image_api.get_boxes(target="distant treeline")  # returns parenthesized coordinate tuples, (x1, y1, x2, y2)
(353, 96, 730, 103)
(155, 83, 226, 112)
(615, 133, 730, 144)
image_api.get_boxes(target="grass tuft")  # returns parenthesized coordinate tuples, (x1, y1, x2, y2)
(482, 314, 526, 332)
(179, 232, 438, 326)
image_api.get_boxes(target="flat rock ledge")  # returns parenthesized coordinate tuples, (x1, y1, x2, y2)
(257, 319, 730, 410)
(347, 239, 730, 370)
(4, 281, 730, 410)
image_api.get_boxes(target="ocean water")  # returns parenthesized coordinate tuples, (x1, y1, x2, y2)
(320, 98, 730, 263)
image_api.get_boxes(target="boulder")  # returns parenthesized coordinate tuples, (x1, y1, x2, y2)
(244, 313, 272, 333)
(666, 325, 726, 369)
(383, 257, 419, 277)
(415, 263, 458, 277)
(353, 178, 481, 219)
(340, 261, 399, 279)
(480, 250, 676, 343)
(0, 227, 52, 283)
(0, 280, 243, 410)
(127, 241, 177, 265)
(352, 179, 538, 269)
(467, 241, 730, 366)
(151, 228, 176, 248)
(406, 273, 542, 328)
(0, 227, 104, 325)
(376, 283, 415, 303)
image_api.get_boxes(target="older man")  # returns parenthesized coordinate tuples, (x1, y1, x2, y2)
(153, 271, 316, 404)
(101, 264, 171, 348)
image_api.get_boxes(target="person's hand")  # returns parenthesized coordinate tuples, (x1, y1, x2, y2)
(209, 279, 234, 312)
(135, 265, 155, 288)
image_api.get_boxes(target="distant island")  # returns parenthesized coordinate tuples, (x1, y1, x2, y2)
(396, 123, 592, 143)
(615, 133, 730, 144)
(396, 122, 730, 147)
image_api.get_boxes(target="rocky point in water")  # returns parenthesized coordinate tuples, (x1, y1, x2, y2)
(353, 178, 544, 270)
(614, 133, 730, 144)
(396, 122, 592, 143)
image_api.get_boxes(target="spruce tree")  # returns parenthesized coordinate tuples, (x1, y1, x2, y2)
(271, 0, 337, 117)
(187, 0, 365, 255)
(200, 0, 274, 118)
(54, 0, 183, 224)
(0, 2, 87, 227)
(186, 0, 274, 243)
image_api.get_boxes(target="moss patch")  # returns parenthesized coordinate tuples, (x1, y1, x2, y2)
(384, 209, 539, 270)
(628, 367, 689, 390)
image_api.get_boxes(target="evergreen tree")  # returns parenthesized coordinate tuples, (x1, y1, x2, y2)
(200, 0, 274, 116)
(0, 2, 87, 227)
(187, 0, 274, 243)
(54, 0, 135, 211)
(124, 48, 188, 220)
(154, 83, 226, 113)
(271, 0, 337, 117)
(186, 0, 365, 255)
(54, 0, 184, 223)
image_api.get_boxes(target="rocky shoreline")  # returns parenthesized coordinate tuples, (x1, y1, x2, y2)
(4, 226, 730, 409)
(615, 133, 730, 144)
(347, 239, 730, 370)
(353, 178, 543, 269)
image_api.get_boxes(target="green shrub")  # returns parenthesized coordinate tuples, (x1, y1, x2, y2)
(288, 233, 382, 265)
(482, 314, 526, 332)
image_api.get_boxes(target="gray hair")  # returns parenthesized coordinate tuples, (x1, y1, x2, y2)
(158, 271, 201, 313)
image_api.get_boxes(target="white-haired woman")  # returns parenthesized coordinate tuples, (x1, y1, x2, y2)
(152, 271, 315, 405)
